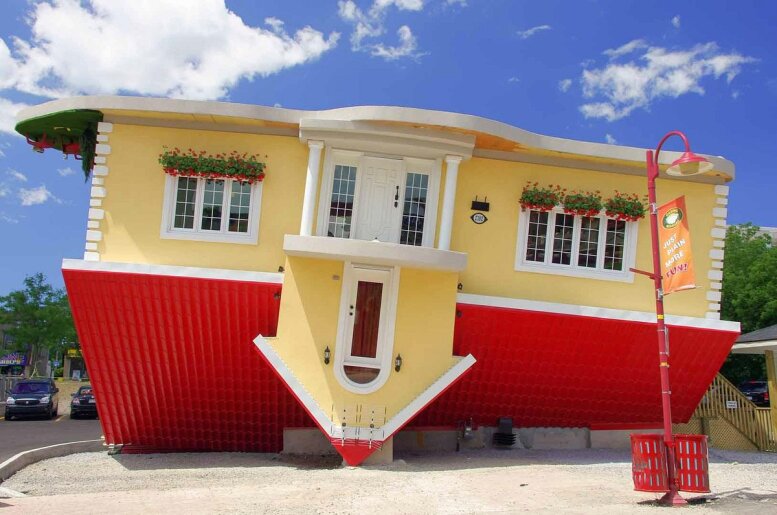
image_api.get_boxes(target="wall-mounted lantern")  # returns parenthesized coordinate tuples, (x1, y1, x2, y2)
(395, 354, 402, 372)
(324, 346, 331, 365)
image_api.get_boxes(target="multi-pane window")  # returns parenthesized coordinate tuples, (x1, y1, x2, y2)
(604, 219, 627, 271)
(400, 172, 429, 246)
(170, 176, 255, 236)
(327, 165, 357, 238)
(173, 177, 198, 229)
(525, 211, 549, 262)
(519, 208, 631, 276)
(551, 213, 575, 265)
(577, 217, 601, 268)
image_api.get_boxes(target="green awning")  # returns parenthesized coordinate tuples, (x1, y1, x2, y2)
(15, 109, 103, 178)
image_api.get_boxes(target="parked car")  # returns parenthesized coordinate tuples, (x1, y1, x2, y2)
(4, 379, 60, 420)
(738, 380, 770, 407)
(70, 385, 98, 418)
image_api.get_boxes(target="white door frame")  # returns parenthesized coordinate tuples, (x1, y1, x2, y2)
(334, 262, 400, 394)
(316, 147, 441, 247)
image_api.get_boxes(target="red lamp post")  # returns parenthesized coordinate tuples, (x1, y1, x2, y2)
(644, 131, 713, 506)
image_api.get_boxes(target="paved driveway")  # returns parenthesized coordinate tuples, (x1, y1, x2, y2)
(0, 403, 102, 463)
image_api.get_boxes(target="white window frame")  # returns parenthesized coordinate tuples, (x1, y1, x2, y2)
(514, 207, 638, 282)
(315, 147, 442, 248)
(160, 174, 263, 245)
(334, 262, 400, 394)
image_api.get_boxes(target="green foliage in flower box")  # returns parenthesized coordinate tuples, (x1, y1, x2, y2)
(604, 191, 647, 221)
(159, 147, 266, 183)
(562, 190, 603, 217)
(520, 182, 565, 211)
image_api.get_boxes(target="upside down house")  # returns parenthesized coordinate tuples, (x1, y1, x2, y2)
(16, 97, 740, 465)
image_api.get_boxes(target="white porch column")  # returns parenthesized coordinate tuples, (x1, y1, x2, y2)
(299, 140, 324, 236)
(438, 155, 462, 250)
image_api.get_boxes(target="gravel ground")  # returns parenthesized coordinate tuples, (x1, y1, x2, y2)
(2, 448, 777, 514)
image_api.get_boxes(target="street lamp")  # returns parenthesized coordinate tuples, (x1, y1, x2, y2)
(645, 131, 711, 506)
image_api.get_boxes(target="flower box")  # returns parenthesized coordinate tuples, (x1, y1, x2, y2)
(520, 182, 564, 211)
(604, 191, 647, 221)
(159, 148, 267, 183)
(562, 190, 603, 217)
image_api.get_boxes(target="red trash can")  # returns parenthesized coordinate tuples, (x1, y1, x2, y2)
(630, 433, 710, 493)
(675, 434, 710, 493)
(631, 433, 669, 492)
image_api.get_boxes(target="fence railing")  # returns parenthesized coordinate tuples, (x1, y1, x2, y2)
(695, 373, 777, 452)
(0, 376, 23, 397)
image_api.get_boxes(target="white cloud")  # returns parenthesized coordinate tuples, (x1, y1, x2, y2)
(580, 41, 755, 121)
(517, 25, 551, 40)
(371, 25, 422, 60)
(603, 39, 647, 60)
(0, 97, 28, 135)
(558, 78, 572, 92)
(672, 15, 681, 29)
(18, 184, 57, 206)
(6, 169, 27, 182)
(1, 0, 339, 101)
(605, 133, 617, 145)
(0, 184, 9, 197)
(57, 167, 75, 177)
(445, 0, 467, 5)
(0, 212, 19, 224)
(508, 77, 520, 83)
(338, 0, 426, 60)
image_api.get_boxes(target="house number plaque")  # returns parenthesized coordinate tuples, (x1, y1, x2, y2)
(470, 212, 488, 224)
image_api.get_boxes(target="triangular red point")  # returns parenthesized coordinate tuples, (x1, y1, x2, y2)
(331, 441, 381, 466)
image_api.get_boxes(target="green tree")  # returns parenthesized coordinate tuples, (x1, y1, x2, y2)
(0, 273, 77, 377)
(719, 224, 777, 384)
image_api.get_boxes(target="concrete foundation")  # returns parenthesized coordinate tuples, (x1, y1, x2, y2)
(283, 426, 668, 459)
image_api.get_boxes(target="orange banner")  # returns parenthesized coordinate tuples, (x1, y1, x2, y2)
(658, 196, 696, 295)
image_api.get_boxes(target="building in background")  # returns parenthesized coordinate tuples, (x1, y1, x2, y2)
(16, 97, 739, 464)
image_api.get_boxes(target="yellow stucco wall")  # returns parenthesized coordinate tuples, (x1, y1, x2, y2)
(97, 123, 719, 318)
(269, 256, 459, 425)
(450, 156, 717, 318)
(98, 123, 309, 272)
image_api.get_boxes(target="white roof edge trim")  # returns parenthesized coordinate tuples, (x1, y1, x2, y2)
(457, 293, 741, 332)
(61, 258, 284, 284)
(17, 95, 734, 178)
(731, 340, 777, 354)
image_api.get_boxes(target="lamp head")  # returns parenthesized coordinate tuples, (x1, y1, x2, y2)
(666, 151, 714, 177)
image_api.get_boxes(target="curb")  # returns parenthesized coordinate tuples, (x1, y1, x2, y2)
(0, 439, 104, 483)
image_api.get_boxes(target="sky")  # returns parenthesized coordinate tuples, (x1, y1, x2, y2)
(0, 0, 775, 294)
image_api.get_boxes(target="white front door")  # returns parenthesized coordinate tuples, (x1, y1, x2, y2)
(354, 157, 403, 243)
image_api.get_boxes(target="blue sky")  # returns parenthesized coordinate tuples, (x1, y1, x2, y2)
(0, 0, 775, 294)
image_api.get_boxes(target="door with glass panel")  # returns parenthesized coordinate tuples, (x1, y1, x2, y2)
(341, 267, 391, 386)
(354, 157, 403, 242)
(326, 156, 433, 246)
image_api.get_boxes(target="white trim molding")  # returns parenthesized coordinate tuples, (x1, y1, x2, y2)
(707, 184, 730, 320)
(457, 292, 740, 333)
(82, 122, 114, 262)
(62, 258, 284, 284)
(17, 96, 735, 182)
(253, 334, 476, 443)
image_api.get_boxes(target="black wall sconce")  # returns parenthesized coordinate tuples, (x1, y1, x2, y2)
(278, 266, 285, 273)
(324, 346, 331, 365)
(471, 196, 490, 212)
(395, 354, 402, 372)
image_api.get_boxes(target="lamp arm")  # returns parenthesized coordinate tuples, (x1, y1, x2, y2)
(652, 130, 691, 167)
